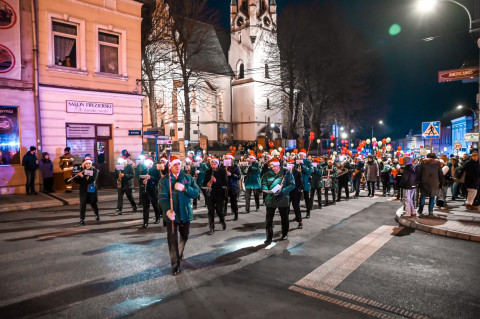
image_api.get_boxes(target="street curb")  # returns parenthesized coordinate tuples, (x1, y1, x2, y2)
(395, 207, 480, 243)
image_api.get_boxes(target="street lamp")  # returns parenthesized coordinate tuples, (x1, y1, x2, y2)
(457, 104, 478, 143)
(341, 132, 348, 139)
(372, 120, 384, 140)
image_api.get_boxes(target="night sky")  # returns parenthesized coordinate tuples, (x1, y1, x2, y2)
(206, 0, 479, 139)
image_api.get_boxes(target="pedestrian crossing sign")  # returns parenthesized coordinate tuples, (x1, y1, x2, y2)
(422, 121, 440, 139)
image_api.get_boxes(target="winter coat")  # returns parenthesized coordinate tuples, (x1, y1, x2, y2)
(352, 161, 364, 180)
(22, 152, 38, 171)
(39, 159, 53, 178)
(226, 164, 241, 196)
(75, 167, 98, 202)
(159, 171, 200, 223)
(261, 168, 295, 208)
(417, 158, 444, 197)
(203, 167, 228, 197)
(196, 162, 208, 187)
(364, 160, 379, 182)
(139, 166, 161, 194)
(457, 159, 480, 189)
(322, 165, 337, 189)
(300, 159, 313, 191)
(244, 161, 261, 189)
(115, 164, 135, 190)
(311, 166, 324, 189)
(336, 166, 350, 185)
(399, 165, 416, 189)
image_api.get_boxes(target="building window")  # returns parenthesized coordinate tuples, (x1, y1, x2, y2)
(239, 63, 244, 79)
(99, 31, 119, 74)
(267, 98, 270, 109)
(52, 20, 78, 68)
(265, 64, 269, 78)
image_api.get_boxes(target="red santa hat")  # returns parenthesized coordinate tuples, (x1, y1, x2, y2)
(211, 157, 220, 164)
(313, 158, 320, 163)
(269, 158, 281, 167)
(226, 153, 235, 160)
(144, 157, 154, 165)
(160, 157, 168, 163)
(84, 156, 93, 164)
(327, 158, 334, 164)
(299, 149, 307, 156)
(169, 155, 181, 166)
(249, 151, 256, 160)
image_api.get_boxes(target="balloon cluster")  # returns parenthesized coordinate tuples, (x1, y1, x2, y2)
(309, 132, 315, 141)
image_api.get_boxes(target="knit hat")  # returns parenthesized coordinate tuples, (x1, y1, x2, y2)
(169, 155, 181, 166)
(313, 158, 320, 163)
(269, 158, 281, 167)
(64, 147, 70, 152)
(327, 158, 334, 164)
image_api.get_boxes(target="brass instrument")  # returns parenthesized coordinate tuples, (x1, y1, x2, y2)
(117, 170, 123, 188)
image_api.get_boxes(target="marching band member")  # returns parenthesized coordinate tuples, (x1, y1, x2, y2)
(203, 157, 228, 235)
(244, 152, 261, 214)
(310, 158, 324, 209)
(223, 153, 241, 221)
(60, 147, 74, 193)
(74, 156, 99, 226)
(261, 158, 295, 244)
(139, 157, 161, 228)
(115, 155, 137, 215)
(323, 158, 338, 206)
(288, 159, 303, 229)
(299, 149, 313, 219)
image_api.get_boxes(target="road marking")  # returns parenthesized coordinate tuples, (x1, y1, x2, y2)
(38, 229, 89, 240)
(295, 225, 401, 292)
(123, 220, 142, 225)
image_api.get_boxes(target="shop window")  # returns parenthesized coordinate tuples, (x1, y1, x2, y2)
(265, 64, 269, 78)
(53, 21, 78, 68)
(99, 31, 119, 74)
(239, 63, 244, 79)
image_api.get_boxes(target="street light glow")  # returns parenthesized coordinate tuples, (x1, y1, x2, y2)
(340, 126, 344, 131)
(379, 120, 384, 125)
(350, 129, 355, 133)
(341, 132, 348, 139)
(417, 0, 437, 12)
(457, 105, 463, 109)
(270, 123, 275, 128)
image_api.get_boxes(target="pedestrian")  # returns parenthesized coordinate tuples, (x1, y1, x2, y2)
(289, 160, 303, 229)
(135, 152, 147, 209)
(451, 158, 462, 200)
(436, 160, 450, 208)
(381, 159, 392, 197)
(22, 146, 39, 195)
(336, 161, 350, 201)
(310, 158, 323, 209)
(364, 155, 379, 197)
(352, 156, 364, 198)
(417, 153, 444, 215)
(115, 153, 137, 215)
(322, 158, 337, 205)
(455, 150, 479, 210)
(243, 152, 261, 214)
(74, 156, 99, 225)
(139, 157, 161, 228)
(399, 156, 416, 217)
(39, 152, 54, 193)
(395, 165, 403, 200)
(261, 158, 295, 244)
(224, 153, 241, 221)
(159, 155, 200, 276)
(203, 157, 227, 235)
(59, 147, 74, 193)
(298, 149, 313, 218)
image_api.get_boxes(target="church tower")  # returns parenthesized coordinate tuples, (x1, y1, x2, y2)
(229, 0, 282, 144)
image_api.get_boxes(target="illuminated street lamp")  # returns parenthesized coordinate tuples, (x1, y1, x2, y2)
(372, 120, 384, 140)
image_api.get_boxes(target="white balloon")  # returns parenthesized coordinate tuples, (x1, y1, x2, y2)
(386, 137, 391, 143)
(372, 138, 377, 142)
(366, 139, 371, 144)
(259, 145, 263, 150)
(378, 141, 383, 147)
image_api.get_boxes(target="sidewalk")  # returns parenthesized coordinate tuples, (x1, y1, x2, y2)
(395, 200, 480, 242)
(0, 189, 120, 213)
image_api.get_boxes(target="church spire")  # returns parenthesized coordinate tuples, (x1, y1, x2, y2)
(231, 0, 237, 5)
(270, 0, 276, 5)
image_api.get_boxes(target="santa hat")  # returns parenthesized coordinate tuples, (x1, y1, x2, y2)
(327, 158, 334, 164)
(160, 157, 168, 163)
(299, 149, 307, 156)
(313, 158, 320, 163)
(249, 151, 256, 160)
(211, 157, 220, 164)
(269, 158, 281, 167)
(84, 156, 93, 164)
(169, 155, 181, 166)
(186, 157, 192, 163)
(287, 159, 294, 163)
(226, 153, 235, 160)
(266, 154, 272, 160)
(144, 157, 154, 166)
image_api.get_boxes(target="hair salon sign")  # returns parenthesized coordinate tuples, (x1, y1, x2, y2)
(66, 100, 113, 115)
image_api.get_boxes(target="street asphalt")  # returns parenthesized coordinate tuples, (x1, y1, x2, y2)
(0, 191, 479, 319)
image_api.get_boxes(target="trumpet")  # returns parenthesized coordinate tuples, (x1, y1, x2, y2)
(67, 169, 85, 182)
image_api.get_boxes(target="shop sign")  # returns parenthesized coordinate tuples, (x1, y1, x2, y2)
(128, 130, 141, 136)
(66, 100, 113, 115)
(465, 133, 479, 142)
(66, 124, 95, 138)
(438, 67, 479, 83)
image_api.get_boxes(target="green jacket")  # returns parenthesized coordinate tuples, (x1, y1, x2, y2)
(159, 171, 200, 223)
(311, 166, 324, 189)
(322, 165, 338, 188)
(196, 162, 208, 187)
(261, 168, 295, 207)
(301, 159, 313, 191)
(245, 161, 261, 189)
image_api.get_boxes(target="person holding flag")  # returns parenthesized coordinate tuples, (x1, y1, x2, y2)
(159, 155, 200, 276)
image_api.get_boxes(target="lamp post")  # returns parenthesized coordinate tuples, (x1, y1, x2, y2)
(372, 120, 384, 140)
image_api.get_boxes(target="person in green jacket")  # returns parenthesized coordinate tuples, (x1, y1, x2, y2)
(261, 158, 295, 244)
(310, 158, 324, 210)
(244, 152, 261, 214)
(323, 158, 338, 206)
(159, 155, 201, 276)
(194, 157, 208, 208)
(299, 149, 313, 218)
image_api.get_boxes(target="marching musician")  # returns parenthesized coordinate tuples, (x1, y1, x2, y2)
(310, 158, 324, 209)
(244, 151, 261, 214)
(323, 158, 338, 206)
(159, 155, 200, 276)
(74, 156, 99, 226)
(194, 156, 208, 209)
(288, 159, 303, 229)
(115, 153, 137, 215)
(261, 158, 295, 244)
(298, 149, 313, 219)
(138, 157, 161, 228)
(203, 157, 227, 235)
(60, 147, 74, 193)
(223, 153, 241, 221)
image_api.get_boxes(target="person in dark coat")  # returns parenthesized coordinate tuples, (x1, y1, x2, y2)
(399, 156, 416, 216)
(39, 152, 54, 193)
(417, 153, 445, 215)
(139, 157, 162, 228)
(223, 154, 241, 221)
(289, 161, 303, 229)
(243, 153, 261, 213)
(352, 157, 364, 198)
(74, 157, 99, 225)
(203, 157, 228, 235)
(364, 156, 379, 197)
(22, 146, 39, 195)
(115, 155, 137, 214)
(455, 150, 480, 210)
(336, 161, 350, 201)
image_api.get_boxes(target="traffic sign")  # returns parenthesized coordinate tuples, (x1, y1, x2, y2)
(422, 122, 440, 139)
(156, 139, 173, 145)
(454, 143, 462, 150)
(128, 130, 141, 136)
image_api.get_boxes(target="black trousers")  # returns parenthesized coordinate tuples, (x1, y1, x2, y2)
(324, 187, 336, 205)
(117, 188, 136, 210)
(166, 220, 190, 269)
(245, 188, 260, 212)
(303, 190, 311, 212)
(266, 206, 289, 241)
(138, 186, 144, 207)
(43, 177, 54, 192)
(206, 192, 225, 229)
(224, 190, 239, 217)
(382, 177, 391, 194)
(396, 187, 404, 199)
(80, 193, 99, 220)
(290, 189, 302, 223)
(142, 188, 161, 224)
(337, 181, 349, 200)
(25, 169, 36, 194)
(310, 187, 323, 208)
(367, 181, 376, 196)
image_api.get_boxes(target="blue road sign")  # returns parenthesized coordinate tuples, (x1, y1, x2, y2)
(422, 121, 440, 139)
